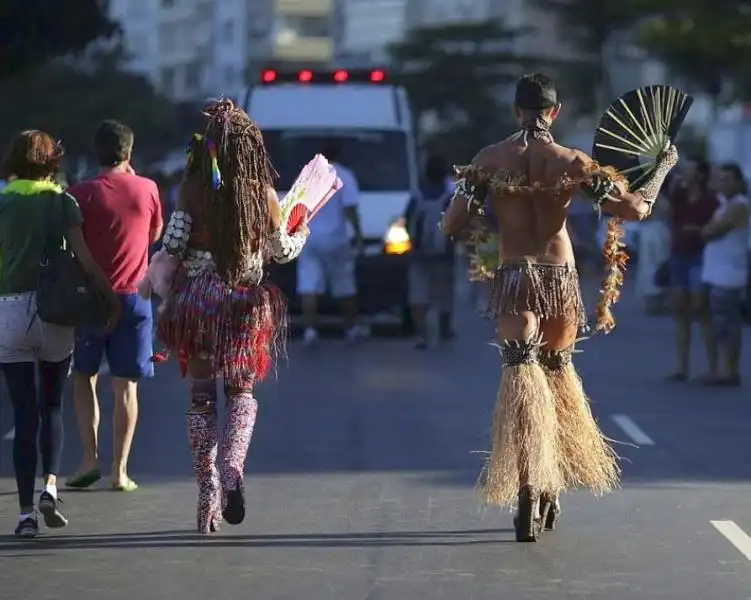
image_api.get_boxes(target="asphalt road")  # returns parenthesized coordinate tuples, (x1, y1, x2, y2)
(1, 279, 751, 600)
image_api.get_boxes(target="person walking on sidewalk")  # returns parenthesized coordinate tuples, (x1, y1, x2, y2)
(66, 120, 163, 492)
(0, 131, 118, 536)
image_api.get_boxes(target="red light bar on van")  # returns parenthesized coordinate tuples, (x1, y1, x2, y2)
(259, 69, 388, 85)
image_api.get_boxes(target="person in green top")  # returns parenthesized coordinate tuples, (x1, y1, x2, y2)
(0, 130, 118, 538)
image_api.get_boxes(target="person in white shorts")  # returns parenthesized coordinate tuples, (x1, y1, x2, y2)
(700, 162, 750, 386)
(0, 130, 117, 538)
(298, 140, 364, 345)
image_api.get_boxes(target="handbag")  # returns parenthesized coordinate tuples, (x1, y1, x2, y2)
(36, 192, 110, 327)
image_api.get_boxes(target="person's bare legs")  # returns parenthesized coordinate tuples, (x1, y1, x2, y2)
(111, 377, 139, 487)
(669, 289, 691, 379)
(301, 294, 318, 330)
(698, 287, 720, 381)
(340, 296, 358, 331)
(71, 373, 101, 475)
(725, 328, 742, 382)
(411, 303, 429, 348)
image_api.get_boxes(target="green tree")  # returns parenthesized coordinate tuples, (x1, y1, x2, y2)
(389, 20, 529, 161)
(0, 46, 181, 166)
(535, 0, 653, 114)
(0, 0, 117, 81)
(636, 4, 751, 106)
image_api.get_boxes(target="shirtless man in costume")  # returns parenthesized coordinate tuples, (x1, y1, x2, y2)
(442, 73, 678, 542)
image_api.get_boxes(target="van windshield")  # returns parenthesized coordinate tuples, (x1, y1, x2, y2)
(262, 130, 410, 192)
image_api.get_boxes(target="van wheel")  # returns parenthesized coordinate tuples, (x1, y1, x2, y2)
(400, 305, 414, 336)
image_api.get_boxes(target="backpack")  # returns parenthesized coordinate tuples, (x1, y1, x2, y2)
(36, 193, 110, 328)
(410, 189, 453, 258)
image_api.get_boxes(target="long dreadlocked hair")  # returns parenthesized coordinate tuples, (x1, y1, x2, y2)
(186, 99, 276, 287)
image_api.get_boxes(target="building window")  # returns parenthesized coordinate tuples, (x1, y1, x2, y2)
(185, 61, 203, 92)
(158, 24, 178, 53)
(276, 15, 330, 39)
(161, 67, 176, 95)
(223, 65, 237, 88)
(222, 19, 234, 43)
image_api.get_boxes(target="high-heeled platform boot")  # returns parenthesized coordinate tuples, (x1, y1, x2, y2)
(219, 391, 258, 525)
(187, 378, 221, 534)
(514, 486, 543, 542)
(539, 493, 561, 531)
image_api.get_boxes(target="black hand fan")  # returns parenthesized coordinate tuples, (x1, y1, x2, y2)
(592, 85, 693, 190)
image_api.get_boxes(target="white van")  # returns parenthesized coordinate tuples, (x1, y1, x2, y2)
(243, 68, 419, 329)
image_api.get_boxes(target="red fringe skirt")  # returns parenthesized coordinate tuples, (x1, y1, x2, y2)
(157, 271, 287, 387)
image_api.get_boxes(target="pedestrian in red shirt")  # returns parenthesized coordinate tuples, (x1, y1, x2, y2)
(666, 158, 718, 381)
(65, 121, 163, 492)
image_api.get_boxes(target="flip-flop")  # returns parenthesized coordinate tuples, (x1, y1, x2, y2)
(112, 478, 138, 492)
(65, 469, 102, 489)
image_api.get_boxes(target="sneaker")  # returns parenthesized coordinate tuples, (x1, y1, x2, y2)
(15, 516, 39, 538)
(38, 492, 68, 528)
(303, 327, 318, 347)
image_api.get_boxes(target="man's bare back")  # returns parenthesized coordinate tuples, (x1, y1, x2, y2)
(474, 137, 588, 266)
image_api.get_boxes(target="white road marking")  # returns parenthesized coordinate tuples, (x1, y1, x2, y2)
(610, 414, 655, 446)
(711, 520, 751, 562)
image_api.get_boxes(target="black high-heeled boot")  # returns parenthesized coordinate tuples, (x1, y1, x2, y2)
(514, 486, 542, 542)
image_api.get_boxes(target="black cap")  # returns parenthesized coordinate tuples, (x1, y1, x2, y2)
(514, 73, 558, 110)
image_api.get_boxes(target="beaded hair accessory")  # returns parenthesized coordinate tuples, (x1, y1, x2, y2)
(186, 133, 222, 190)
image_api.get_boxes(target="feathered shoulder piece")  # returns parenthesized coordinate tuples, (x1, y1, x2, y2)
(453, 160, 627, 198)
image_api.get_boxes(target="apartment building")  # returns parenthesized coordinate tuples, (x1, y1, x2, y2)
(109, 0, 336, 99)
(336, 0, 407, 64)
(335, 0, 572, 64)
(107, 0, 229, 100)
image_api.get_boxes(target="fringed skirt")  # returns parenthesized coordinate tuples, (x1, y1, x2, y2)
(157, 271, 288, 387)
(485, 261, 588, 332)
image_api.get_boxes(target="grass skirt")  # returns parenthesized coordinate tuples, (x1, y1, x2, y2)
(545, 363, 620, 492)
(479, 360, 619, 507)
(157, 271, 287, 387)
(480, 362, 564, 506)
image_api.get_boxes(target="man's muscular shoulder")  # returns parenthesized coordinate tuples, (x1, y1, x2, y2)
(547, 142, 587, 168)
(472, 142, 507, 170)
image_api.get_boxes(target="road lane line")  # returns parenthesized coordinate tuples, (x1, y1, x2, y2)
(3, 428, 14, 441)
(711, 520, 751, 561)
(611, 414, 655, 446)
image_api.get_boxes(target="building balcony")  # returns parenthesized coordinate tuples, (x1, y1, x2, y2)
(272, 35, 333, 62)
(275, 0, 331, 17)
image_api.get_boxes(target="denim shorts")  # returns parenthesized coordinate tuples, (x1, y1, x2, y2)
(74, 293, 154, 379)
(668, 254, 703, 291)
(707, 285, 745, 341)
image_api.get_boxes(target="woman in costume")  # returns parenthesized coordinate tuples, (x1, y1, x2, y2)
(157, 100, 309, 534)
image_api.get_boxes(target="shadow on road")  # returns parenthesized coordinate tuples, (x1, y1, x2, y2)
(0, 527, 515, 551)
